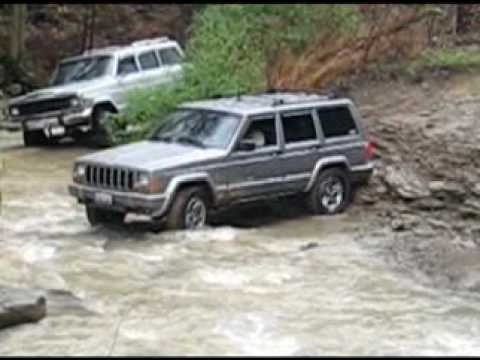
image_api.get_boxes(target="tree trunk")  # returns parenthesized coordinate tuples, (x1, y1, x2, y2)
(80, 6, 89, 53)
(9, 4, 27, 61)
(87, 5, 96, 50)
(451, 4, 458, 37)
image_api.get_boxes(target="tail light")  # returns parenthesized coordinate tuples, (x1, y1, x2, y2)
(364, 140, 374, 160)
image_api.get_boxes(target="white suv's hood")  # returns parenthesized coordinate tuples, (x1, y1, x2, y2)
(9, 78, 114, 105)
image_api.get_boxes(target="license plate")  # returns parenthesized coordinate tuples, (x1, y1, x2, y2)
(94, 192, 113, 206)
(27, 117, 58, 130)
(50, 125, 65, 137)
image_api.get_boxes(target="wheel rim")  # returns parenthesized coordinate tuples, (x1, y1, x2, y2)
(319, 176, 344, 213)
(184, 196, 207, 229)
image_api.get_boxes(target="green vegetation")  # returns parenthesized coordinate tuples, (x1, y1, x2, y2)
(108, 4, 360, 145)
(406, 47, 480, 76)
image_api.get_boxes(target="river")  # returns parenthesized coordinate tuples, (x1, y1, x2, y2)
(1, 131, 480, 356)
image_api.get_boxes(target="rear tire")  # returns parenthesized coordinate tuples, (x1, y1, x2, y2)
(86, 206, 125, 227)
(306, 167, 352, 215)
(165, 186, 210, 231)
(23, 130, 49, 147)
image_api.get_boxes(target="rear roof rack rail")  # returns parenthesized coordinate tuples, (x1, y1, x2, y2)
(262, 88, 339, 98)
(131, 36, 170, 47)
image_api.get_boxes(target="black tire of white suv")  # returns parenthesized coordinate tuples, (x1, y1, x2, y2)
(23, 130, 49, 147)
(90, 107, 113, 148)
(307, 167, 352, 215)
(166, 186, 210, 230)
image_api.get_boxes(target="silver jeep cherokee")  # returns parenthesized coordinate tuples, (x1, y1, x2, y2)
(68, 90, 374, 230)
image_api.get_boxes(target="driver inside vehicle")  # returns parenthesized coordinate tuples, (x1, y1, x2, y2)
(246, 130, 266, 148)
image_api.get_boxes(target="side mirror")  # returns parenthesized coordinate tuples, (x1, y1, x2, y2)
(236, 139, 256, 152)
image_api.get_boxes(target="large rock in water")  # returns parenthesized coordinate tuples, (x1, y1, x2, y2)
(0, 286, 46, 329)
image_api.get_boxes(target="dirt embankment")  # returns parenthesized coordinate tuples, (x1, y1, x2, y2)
(349, 69, 480, 291)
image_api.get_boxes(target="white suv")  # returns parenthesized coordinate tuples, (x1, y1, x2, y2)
(6, 36, 184, 146)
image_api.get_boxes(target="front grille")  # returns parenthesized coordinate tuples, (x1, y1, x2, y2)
(14, 96, 74, 116)
(85, 164, 140, 191)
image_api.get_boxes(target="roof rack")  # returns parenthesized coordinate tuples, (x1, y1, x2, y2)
(82, 45, 124, 56)
(262, 87, 338, 99)
(131, 36, 170, 47)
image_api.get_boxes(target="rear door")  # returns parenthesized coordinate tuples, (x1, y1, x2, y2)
(157, 46, 183, 82)
(137, 49, 168, 88)
(277, 109, 321, 192)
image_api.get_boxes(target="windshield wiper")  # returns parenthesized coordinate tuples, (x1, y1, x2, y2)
(176, 135, 205, 148)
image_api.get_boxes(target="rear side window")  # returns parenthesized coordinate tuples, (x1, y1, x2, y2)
(138, 51, 159, 70)
(158, 47, 182, 65)
(317, 106, 358, 138)
(117, 56, 139, 75)
(281, 111, 317, 143)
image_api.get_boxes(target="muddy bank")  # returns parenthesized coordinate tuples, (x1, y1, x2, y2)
(351, 70, 480, 291)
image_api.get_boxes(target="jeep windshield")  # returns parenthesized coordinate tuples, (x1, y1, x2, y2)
(51, 55, 112, 86)
(151, 108, 241, 149)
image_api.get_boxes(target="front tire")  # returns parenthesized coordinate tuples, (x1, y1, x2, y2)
(90, 107, 113, 148)
(307, 167, 352, 215)
(165, 187, 210, 231)
(86, 206, 125, 227)
(23, 130, 49, 147)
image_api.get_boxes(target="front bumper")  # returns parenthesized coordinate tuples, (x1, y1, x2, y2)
(10, 107, 94, 135)
(68, 183, 168, 218)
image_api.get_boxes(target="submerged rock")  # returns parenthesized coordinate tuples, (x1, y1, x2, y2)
(0, 286, 46, 329)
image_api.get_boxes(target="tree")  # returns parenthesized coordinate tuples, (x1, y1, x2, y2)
(80, 4, 97, 53)
(9, 4, 27, 61)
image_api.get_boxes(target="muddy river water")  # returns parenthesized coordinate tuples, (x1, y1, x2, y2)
(1, 131, 480, 356)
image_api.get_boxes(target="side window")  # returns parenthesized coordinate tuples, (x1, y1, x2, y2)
(317, 106, 359, 138)
(158, 47, 182, 65)
(241, 116, 277, 149)
(281, 111, 317, 143)
(117, 56, 139, 75)
(138, 51, 160, 70)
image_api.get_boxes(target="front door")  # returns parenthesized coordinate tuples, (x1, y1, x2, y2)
(226, 114, 284, 201)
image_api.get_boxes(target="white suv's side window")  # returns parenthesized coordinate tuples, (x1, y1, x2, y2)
(117, 55, 139, 76)
(158, 47, 182, 65)
(138, 50, 160, 70)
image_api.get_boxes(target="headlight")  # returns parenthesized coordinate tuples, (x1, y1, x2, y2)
(73, 164, 86, 182)
(133, 173, 161, 193)
(10, 107, 19, 116)
(70, 98, 80, 107)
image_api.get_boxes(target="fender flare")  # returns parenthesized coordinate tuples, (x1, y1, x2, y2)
(157, 173, 217, 217)
(305, 156, 351, 192)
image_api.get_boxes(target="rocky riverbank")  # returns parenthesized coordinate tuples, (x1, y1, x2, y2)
(352, 69, 480, 291)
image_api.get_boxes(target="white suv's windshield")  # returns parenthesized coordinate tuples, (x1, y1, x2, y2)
(51, 55, 112, 86)
(151, 108, 241, 149)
